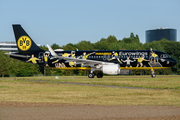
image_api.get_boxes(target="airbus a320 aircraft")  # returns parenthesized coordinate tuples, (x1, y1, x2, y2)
(8, 24, 177, 78)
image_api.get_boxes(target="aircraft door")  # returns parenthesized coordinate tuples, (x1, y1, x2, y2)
(103, 55, 111, 61)
(103, 55, 107, 61)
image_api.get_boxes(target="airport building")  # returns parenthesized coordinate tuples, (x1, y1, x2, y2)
(0, 42, 18, 53)
(0, 41, 41, 53)
(146, 28, 177, 43)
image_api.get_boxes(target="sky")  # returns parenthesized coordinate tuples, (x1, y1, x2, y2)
(0, 0, 179, 46)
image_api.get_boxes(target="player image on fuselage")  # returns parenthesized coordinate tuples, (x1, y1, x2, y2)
(78, 52, 95, 67)
(109, 51, 122, 64)
(150, 50, 159, 64)
(27, 54, 41, 64)
(44, 52, 50, 67)
(69, 51, 76, 67)
(133, 56, 149, 67)
(121, 57, 135, 68)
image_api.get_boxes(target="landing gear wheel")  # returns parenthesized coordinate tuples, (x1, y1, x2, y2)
(97, 72, 103, 78)
(151, 69, 156, 78)
(88, 73, 95, 78)
(151, 74, 156, 78)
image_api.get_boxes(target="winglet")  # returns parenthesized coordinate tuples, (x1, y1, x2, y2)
(47, 44, 58, 56)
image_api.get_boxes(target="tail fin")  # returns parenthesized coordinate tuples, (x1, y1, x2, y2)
(12, 24, 44, 53)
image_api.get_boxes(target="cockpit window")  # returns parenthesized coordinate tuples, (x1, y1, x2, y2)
(160, 54, 170, 58)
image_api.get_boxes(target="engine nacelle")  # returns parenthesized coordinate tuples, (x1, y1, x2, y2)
(102, 64, 120, 75)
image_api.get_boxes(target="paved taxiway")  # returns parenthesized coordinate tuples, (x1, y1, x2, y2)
(1, 102, 180, 120)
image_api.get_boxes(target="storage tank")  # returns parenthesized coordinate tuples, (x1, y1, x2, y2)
(146, 28, 177, 43)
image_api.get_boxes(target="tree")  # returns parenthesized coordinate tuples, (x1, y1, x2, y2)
(51, 43, 60, 50)
(62, 43, 76, 50)
(130, 33, 135, 39)
(0, 53, 10, 77)
(16, 62, 40, 77)
(108, 42, 120, 50)
(144, 41, 164, 51)
(107, 35, 118, 43)
(160, 39, 180, 74)
(75, 41, 94, 50)
(40, 45, 48, 51)
(135, 35, 140, 43)
(94, 38, 108, 50)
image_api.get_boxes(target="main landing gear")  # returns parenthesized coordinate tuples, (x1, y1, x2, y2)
(88, 72, 103, 78)
(151, 69, 156, 78)
(88, 73, 95, 78)
(97, 72, 103, 78)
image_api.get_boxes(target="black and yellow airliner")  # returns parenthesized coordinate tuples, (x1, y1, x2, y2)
(8, 24, 177, 78)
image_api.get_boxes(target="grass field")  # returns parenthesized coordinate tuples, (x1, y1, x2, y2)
(0, 75, 180, 106)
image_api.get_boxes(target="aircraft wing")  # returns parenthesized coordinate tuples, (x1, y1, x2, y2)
(64, 57, 113, 67)
(47, 44, 114, 67)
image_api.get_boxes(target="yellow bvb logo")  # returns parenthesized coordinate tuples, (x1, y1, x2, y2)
(17, 36, 32, 51)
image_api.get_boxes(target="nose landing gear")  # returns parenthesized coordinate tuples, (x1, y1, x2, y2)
(151, 69, 156, 78)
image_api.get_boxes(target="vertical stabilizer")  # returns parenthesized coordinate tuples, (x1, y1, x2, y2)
(12, 24, 43, 53)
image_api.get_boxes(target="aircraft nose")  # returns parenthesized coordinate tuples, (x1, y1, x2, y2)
(172, 58, 177, 66)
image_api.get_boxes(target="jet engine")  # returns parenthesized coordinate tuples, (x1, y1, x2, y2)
(102, 64, 120, 75)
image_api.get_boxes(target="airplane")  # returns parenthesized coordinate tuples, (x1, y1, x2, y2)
(7, 24, 177, 78)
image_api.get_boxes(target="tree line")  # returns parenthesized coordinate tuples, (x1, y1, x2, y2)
(0, 33, 179, 77)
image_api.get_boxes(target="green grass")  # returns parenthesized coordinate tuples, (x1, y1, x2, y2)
(12, 75, 180, 89)
(0, 75, 180, 105)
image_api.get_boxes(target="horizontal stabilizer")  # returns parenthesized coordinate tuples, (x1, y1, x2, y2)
(5, 53, 30, 58)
